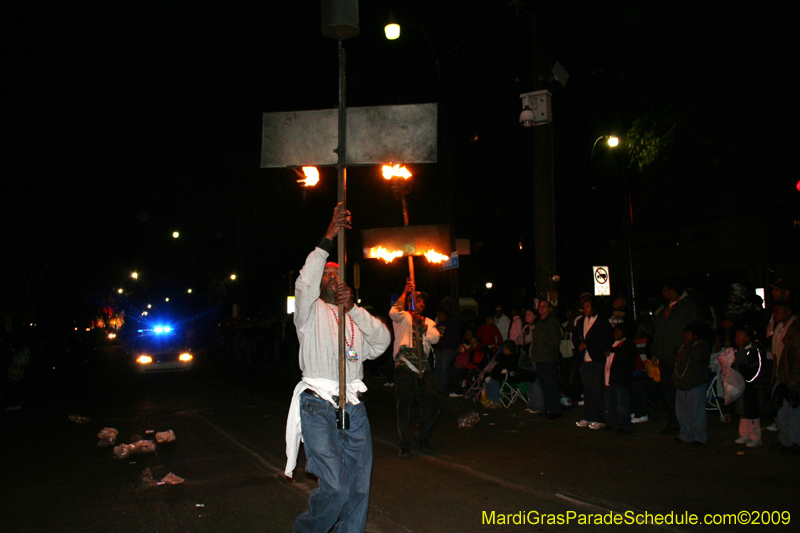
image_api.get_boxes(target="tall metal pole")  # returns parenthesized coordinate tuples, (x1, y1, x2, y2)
(531, 0, 556, 303)
(336, 39, 349, 429)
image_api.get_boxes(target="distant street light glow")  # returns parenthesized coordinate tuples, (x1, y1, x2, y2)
(131, 272, 138, 279)
(117, 288, 123, 294)
(172, 231, 180, 238)
(385, 23, 400, 40)
(165, 298, 170, 302)
(187, 288, 192, 293)
(230, 274, 237, 281)
(486, 282, 493, 289)
(607, 136, 620, 147)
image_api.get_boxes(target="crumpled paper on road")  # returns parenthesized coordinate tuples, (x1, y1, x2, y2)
(159, 473, 185, 485)
(155, 430, 176, 443)
(113, 440, 156, 459)
(97, 427, 118, 447)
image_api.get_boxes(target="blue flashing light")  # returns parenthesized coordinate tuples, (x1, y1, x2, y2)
(153, 325, 173, 334)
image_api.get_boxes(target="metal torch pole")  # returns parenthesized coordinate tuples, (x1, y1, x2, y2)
(336, 39, 349, 430)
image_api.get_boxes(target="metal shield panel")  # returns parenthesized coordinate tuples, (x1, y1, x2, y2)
(260, 103, 437, 168)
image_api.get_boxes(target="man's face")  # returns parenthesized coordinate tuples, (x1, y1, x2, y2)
(415, 297, 426, 314)
(683, 330, 697, 344)
(734, 330, 750, 349)
(613, 328, 624, 341)
(773, 305, 790, 324)
(772, 287, 788, 302)
(662, 286, 677, 301)
(582, 301, 593, 317)
(538, 302, 550, 319)
(495, 306, 503, 318)
(320, 267, 339, 300)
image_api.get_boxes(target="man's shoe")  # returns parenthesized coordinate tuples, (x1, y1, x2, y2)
(577, 400, 585, 406)
(588, 422, 606, 430)
(449, 392, 464, 398)
(399, 447, 412, 458)
(525, 408, 542, 414)
(779, 444, 800, 456)
(560, 397, 572, 407)
(384, 382, 395, 387)
(660, 425, 680, 436)
(631, 415, 648, 424)
(488, 401, 502, 409)
(734, 436, 750, 445)
(746, 439, 762, 448)
(766, 423, 778, 432)
(546, 412, 563, 420)
(576, 419, 590, 428)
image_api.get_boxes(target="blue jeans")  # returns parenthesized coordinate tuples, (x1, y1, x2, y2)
(434, 349, 457, 393)
(580, 361, 605, 423)
(676, 385, 707, 444)
(536, 360, 562, 414)
(295, 392, 373, 533)
(605, 385, 634, 431)
(777, 399, 800, 447)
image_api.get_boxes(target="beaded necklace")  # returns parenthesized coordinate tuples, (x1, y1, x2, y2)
(329, 306, 358, 361)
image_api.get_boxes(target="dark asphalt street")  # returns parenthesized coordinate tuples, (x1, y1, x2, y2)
(2, 342, 799, 533)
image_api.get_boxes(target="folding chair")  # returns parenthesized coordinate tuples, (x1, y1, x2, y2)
(499, 373, 528, 408)
(465, 347, 501, 402)
(705, 370, 732, 422)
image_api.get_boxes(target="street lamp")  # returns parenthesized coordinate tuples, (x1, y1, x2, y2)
(131, 272, 138, 280)
(384, 12, 400, 40)
(172, 231, 180, 239)
(591, 135, 620, 163)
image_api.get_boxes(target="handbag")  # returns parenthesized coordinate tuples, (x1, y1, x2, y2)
(717, 348, 745, 406)
(644, 357, 661, 383)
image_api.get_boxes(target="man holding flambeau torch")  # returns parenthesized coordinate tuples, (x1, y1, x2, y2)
(390, 279, 441, 458)
(285, 203, 391, 533)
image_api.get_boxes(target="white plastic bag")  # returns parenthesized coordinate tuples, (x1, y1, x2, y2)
(717, 348, 745, 406)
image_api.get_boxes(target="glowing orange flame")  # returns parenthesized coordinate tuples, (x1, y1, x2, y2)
(367, 246, 404, 263)
(424, 249, 449, 263)
(298, 166, 319, 187)
(382, 164, 412, 180)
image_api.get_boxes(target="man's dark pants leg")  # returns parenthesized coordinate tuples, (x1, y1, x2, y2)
(395, 366, 441, 448)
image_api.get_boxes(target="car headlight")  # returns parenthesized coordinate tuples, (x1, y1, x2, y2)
(136, 355, 153, 364)
(179, 353, 193, 362)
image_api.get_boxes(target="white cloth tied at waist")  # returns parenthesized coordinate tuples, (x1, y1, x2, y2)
(284, 377, 367, 478)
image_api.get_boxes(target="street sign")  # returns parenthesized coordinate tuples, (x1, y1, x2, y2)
(593, 266, 610, 296)
(440, 252, 459, 271)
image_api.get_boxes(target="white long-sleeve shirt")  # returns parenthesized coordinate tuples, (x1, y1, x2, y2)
(284, 246, 390, 477)
(389, 295, 440, 358)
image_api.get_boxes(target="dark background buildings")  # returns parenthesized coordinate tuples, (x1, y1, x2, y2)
(4, 0, 798, 329)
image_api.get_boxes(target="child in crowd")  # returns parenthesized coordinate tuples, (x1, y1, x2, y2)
(733, 325, 765, 447)
(449, 336, 485, 396)
(484, 340, 519, 408)
(605, 324, 637, 433)
(671, 323, 711, 445)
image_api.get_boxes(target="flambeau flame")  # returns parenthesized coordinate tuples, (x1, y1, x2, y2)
(368, 246, 404, 263)
(382, 164, 412, 180)
(424, 249, 449, 263)
(298, 166, 319, 187)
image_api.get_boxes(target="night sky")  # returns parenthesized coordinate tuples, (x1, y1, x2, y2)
(5, 1, 798, 326)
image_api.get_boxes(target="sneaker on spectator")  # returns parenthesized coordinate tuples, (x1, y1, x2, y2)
(576, 419, 590, 428)
(525, 408, 542, 414)
(577, 400, 585, 406)
(588, 422, 606, 430)
(631, 415, 649, 424)
(560, 397, 572, 407)
(734, 436, 750, 444)
(746, 439, 762, 448)
(449, 392, 464, 398)
(766, 423, 778, 432)
(384, 382, 395, 387)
